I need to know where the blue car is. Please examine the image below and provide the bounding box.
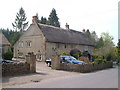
[60,56,85,64]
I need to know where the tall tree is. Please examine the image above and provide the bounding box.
[96,37,104,48]
[40,16,47,24]
[101,32,114,45]
[12,7,28,32]
[94,32,115,61]
[48,8,60,27]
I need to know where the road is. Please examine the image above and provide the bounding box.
[6,66,118,88]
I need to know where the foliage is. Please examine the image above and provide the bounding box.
[95,37,104,48]
[48,8,60,27]
[94,32,115,61]
[3,47,13,60]
[1,28,22,46]
[12,7,28,32]
[61,52,67,56]
[94,56,106,64]
[72,52,81,59]
[39,16,47,24]
[117,39,120,64]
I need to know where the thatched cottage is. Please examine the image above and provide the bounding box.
[14,16,94,61]
[0,32,10,55]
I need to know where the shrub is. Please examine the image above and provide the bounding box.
[3,47,13,60]
[61,52,67,56]
[94,56,106,64]
[72,52,81,59]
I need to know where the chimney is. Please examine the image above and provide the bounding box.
[32,16,38,24]
[82,29,85,33]
[65,23,69,29]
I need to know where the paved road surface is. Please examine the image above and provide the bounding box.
[7,66,118,88]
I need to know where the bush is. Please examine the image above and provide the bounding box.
[61,52,67,56]
[117,63,120,66]
[72,52,80,59]
[3,51,13,60]
[94,56,106,64]
[3,47,13,60]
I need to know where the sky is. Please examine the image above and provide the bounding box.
[0,0,119,45]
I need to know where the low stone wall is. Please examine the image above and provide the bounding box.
[2,53,36,77]
[59,62,113,73]
[2,62,30,76]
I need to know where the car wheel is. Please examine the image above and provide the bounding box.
[47,62,51,67]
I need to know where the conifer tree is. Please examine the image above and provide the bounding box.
[12,7,28,32]
[48,8,60,27]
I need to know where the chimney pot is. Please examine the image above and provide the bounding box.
[82,29,85,32]
[65,23,69,29]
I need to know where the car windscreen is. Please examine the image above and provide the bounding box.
[69,56,76,60]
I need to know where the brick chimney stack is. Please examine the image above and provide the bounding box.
[65,23,69,29]
[32,16,38,24]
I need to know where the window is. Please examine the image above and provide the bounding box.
[26,41,31,47]
[18,41,23,47]
[56,43,60,48]
[65,44,67,48]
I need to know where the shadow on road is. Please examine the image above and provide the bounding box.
[2,72,48,83]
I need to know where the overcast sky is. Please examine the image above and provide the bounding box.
[0,0,119,45]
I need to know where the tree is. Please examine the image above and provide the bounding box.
[40,16,47,24]
[12,7,28,32]
[94,32,115,61]
[101,32,114,46]
[48,8,60,27]
[96,37,104,48]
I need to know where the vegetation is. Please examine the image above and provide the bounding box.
[48,8,60,27]
[117,39,120,65]
[93,32,115,61]
[3,47,13,60]
[12,7,28,32]
[1,28,21,60]
[94,56,106,64]
[61,52,67,56]
[37,8,60,27]
[1,28,22,46]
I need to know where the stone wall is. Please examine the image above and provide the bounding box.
[2,62,30,76]
[2,53,36,76]
[51,55,113,73]
[59,62,113,73]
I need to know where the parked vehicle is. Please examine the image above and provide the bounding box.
[0,58,16,63]
[60,56,85,64]
[45,56,85,67]
[45,58,52,67]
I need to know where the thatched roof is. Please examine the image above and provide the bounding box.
[38,24,94,46]
[0,32,10,45]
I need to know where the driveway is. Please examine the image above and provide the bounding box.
[2,61,79,88]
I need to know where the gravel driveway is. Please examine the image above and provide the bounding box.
[2,61,80,88]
